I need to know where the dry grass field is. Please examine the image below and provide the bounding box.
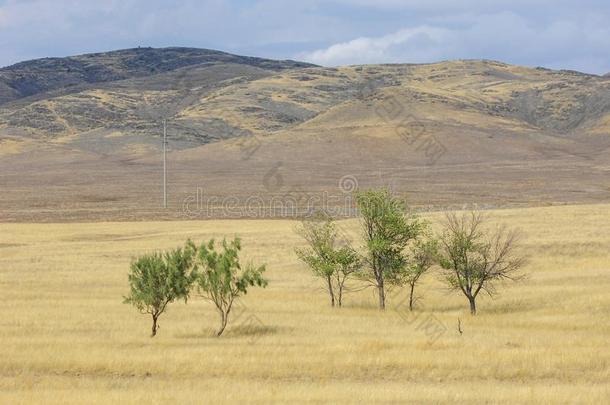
[1,204,609,403]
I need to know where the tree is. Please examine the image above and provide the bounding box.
[295,215,361,307]
[403,236,439,311]
[438,211,526,315]
[194,237,267,336]
[356,189,423,309]
[295,217,337,306]
[332,246,361,307]
[124,242,196,337]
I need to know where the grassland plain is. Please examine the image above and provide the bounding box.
[0,204,609,404]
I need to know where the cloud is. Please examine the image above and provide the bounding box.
[297,26,451,66]
[298,10,610,73]
[0,0,609,74]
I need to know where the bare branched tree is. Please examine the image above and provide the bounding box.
[438,211,526,315]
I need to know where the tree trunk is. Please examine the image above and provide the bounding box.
[377,280,386,310]
[337,284,343,307]
[468,296,477,315]
[326,275,335,307]
[409,283,416,311]
[151,314,158,337]
[217,311,228,336]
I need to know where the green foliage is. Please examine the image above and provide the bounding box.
[295,215,338,279]
[331,245,362,307]
[405,235,439,282]
[124,241,196,337]
[295,215,362,306]
[193,237,267,336]
[334,245,362,277]
[356,189,424,309]
[402,234,439,310]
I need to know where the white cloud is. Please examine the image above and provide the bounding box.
[298,10,610,73]
[0,0,609,74]
[298,26,451,66]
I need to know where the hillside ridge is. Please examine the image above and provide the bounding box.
[1,48,609,221]
[0,47,316,105]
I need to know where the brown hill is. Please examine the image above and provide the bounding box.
[0,47,314,105]
[0,50,609,222]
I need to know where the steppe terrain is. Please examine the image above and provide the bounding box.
[1,48,609,404]
[0,204,609,403]
[1,48,610,221]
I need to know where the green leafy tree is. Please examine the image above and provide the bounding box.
[124,241,196,337]
[332,246,362,307]
[296,217,337,305]
[438,211,526,315]
[402,235,439,311]
[194,237,267,336]
[356,189,423,309]
[296,215,361,307]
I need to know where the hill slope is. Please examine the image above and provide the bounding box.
[0,49,609,221]
[0,47,314,105]
[2,57,610,143]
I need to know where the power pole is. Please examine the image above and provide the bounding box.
[163,119,167,208]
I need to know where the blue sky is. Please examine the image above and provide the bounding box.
[1,0,609,74]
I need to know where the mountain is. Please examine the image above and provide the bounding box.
[0,47,314,105]
[0,48,609,222]
[2,53,610,142]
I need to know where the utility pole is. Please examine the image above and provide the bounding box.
[163,119,167,208]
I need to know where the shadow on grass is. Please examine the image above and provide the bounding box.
[174,324,279,339]
[225,323,279,338]
[341,300,380,310]
[484,299,538,315]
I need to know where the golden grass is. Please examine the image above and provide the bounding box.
[1,204,609,404]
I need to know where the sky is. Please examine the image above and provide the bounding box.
[1,0,609,74]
